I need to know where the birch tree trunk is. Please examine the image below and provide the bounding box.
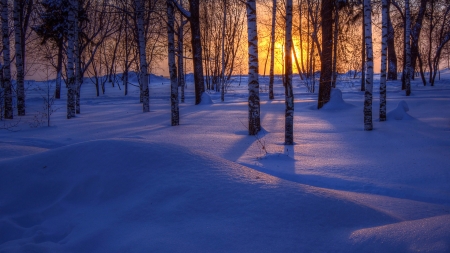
[135,0,149,112]
[246,0,260,135]
[269,0,276,100]
[66,0,76,119]
[361,11,366,91]
[14,0,25,116]
[177,13,185,103]
[2,0,12,119]
[363,0,373,130]
[167,0,179,126]
[318,0,333,109]
[331,2,339,88]
[380,0,388,121]
[74,4,81,115]
[284,0,294,145]
[405,0,411,96]
[220,0,227,102]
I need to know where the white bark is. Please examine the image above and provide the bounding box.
[1,0,12,119]
[285,0,294,145]
[380,0,388,121]
[405,0,411,96]
[363,0,373,130]
[14,0,25,116]
[167,0,179,126]
[246,0,260,135]
[67,0,76,119]
[177,16,186,103]
[74,1,81,115]
[135,0,149,112]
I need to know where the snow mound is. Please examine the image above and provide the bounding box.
[199,92,214,105]
[316,88,354,110]
[350,215,450,252]
[387,100,413,120]
[0,139,423,252]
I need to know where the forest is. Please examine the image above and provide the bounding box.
[0,0,450,252]
[1,0,449,135]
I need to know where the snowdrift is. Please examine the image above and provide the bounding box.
[312,88,354,110]
[387,100,413,120]
[3,139,446,252]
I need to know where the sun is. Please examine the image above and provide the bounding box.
[259,36,308,76]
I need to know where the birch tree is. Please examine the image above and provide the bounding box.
[2,0,13,119]
[167,0,179,125]
[135,0,149,112]
[361,7,365,91]
[404,0,411,96]
[284,0,294,145]
[14,0,25,116]
[74,2,80,115]
[380,0,388,121]
[363,0,373,130]
[269,0,276,100]
[246,0,260,135]
[177,8,187,103]
[66,0,76,119]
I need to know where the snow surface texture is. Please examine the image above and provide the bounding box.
[1,70,450,252]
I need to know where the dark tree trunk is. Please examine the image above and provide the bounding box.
[401,22,406,90]
[188,0,205,105]
[269,0,276,100]
[410,0,427,80]
[55,41,63,99]
[418,52,427,85]
[123,69,128,96]
[387,7,397,80]
[318,0,333,109]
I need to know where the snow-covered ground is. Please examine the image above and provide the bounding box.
[1,70,449,252]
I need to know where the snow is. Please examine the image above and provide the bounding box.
[312,88,354,110]
[1,71,450,252]
[387,100,413,120]
[199,92,214,105]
